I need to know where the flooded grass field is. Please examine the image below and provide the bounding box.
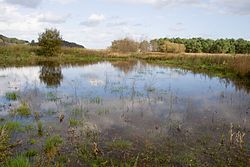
[0,60,250,166]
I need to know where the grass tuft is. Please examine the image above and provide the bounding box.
[5,92,19,101]
[11,102,31,117]
[3,155,31,167]
[44,135,63,159]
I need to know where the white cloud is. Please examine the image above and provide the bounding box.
[3,0,42,8]
[38,13,70,24]
[80,14,106,27]
[209,0,250,15]
[106,0,250,15]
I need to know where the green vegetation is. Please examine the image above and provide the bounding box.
[29,138,36,145]
[37,121,43,136]
[90,96,102,104]
[136,53,250,90]
[69,118,79,126]
[25,149,38,158]
[46,92,59,101]
[152,38,250,54]
[0,33,249,166]
[38,28,62,57]
[111,38,140,52]
[11,102,31,117]
[3,156,31,167]
[0,126,11,163]
[0,34,29,45]
[107,139,133,150]
[5,121,22,132]
[44,135,63,159]
[5,92,19,101]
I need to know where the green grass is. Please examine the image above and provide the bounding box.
[25,149,38,158]
[5,121,22,132]
[5,92,19,101]
[46,92,59,101]
[0,126,11,163]
[44,135,63,155]
[3,156,31,167]
[107,139,133,150]
[69,118,79,127]
[37,121,43,136]
[10,102,31,117]
[90,96,102,104]
[29,138,36,145]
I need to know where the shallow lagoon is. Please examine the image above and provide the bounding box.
[0,60,249,166]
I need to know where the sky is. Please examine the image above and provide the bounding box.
[0,0,250,49]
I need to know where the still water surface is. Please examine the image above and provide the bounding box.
[0,60,249,165]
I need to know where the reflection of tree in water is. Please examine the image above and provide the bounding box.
[39,61,63,87]
[111,60,138,74]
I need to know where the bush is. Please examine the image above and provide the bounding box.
[159,41,186,53]
[38,28,62,56]
[111,38,139,52]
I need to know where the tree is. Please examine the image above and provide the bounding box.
[38,28,62,56]
[139,40,150,52]
[159,40,186,53]
[111,38,139,52]
[150,40,159,52]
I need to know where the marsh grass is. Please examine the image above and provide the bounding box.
[69,118,79,127]
[0,45,111,67]
[5,121,22,132]
[37,121,43,136]
[44,135,63,159]
[11,102,31,117]
[0,126,11,163]
[107,139,133,150]
[90,96,102,104]
[140,53,250,78]
[46,92,59,101]
[3,155,31,167]
[5,92,19,101]
[25,149,38,158]
[29,138,36,145]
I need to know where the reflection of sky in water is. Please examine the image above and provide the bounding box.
[0,61,250,139]
[0,61,248,99]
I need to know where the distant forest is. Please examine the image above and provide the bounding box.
[151,38,250,54]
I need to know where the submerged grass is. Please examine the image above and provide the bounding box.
[5,92,19,101]
[10,102,31,117]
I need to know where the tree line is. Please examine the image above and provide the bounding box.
[110,37,250,54]
[110,38,186,53]
[151,38,250,54]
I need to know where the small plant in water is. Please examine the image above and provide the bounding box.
[47,92,59,101]
[29,138,36,145]
[5,92,19,101]
[5,121,22,132]
[90,96,102,104]
[37,121,43,136]
[69,118,79,127]
[11,102,31,117]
